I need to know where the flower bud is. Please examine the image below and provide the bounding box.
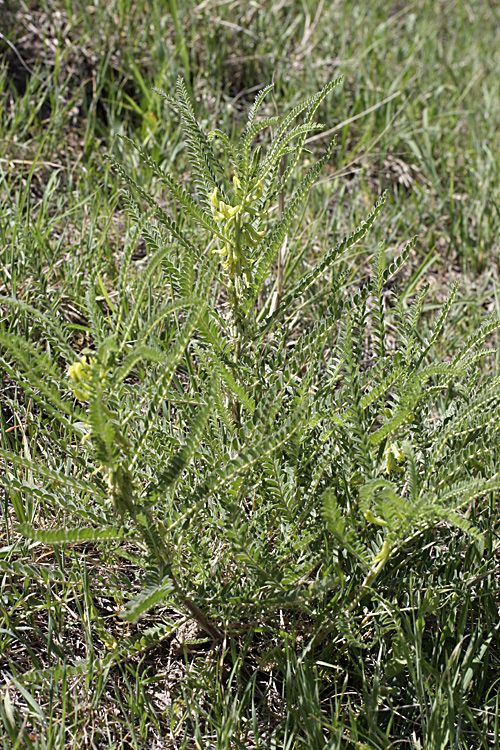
[363,509,388,527]
[210,187,220,210]
[372,539,391,566]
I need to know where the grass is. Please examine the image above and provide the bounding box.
[1,0,500,748]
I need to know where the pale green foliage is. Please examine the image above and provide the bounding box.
[1,80,499,670]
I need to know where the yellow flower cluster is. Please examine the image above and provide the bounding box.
[67,355,95,401]
[209,174,265,296]
[384,443,405,475]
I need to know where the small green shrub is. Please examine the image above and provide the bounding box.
[1,78,499,744]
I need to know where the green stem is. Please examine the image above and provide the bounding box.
[346,551,391,615]
[229,218,245,425]
[138,507,223,642]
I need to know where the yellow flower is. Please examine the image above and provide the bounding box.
[68,355,95,402]
[384,443,405,475]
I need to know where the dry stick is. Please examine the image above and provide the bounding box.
[0,33,45,83]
